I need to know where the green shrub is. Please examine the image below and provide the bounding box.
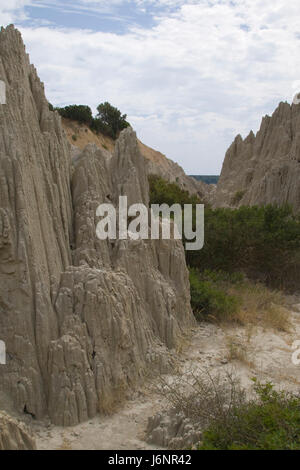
[149,175,300,289]
[199,380,300,450]
[189,268,288,328]
[55,102,130,140]
[56,104,93,125]
[188,204,300,290]
[232,189,246,205]
[149,174,199,208]
[149,168,300,291]
[199,269,244,284]
[72,134,77,142]
[189,268,239,321]
[90,117,114,137]
[94,102,130,139]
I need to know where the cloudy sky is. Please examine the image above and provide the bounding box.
[2,1,300,173]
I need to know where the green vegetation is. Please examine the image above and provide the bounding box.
[232,189,246,204]
[92,102,130,139]
[148,173,300,327]
[156,370,300,450]
[149,174,300,291]
[149,175,299,451]
[149,174,199,207]
[189,204,300,291]
[55,102,130,140]
[189,268,240,321]
[55,104,93,125]
[200,380,300,450]
[189,268,289,329]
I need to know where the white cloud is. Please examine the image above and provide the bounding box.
[0,1,31,25]
[4,0,300,173]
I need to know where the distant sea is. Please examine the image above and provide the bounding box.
[190,175,219,185]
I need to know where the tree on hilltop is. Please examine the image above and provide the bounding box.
[93,102,130,139]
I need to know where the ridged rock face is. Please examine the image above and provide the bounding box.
[139,140,213,202]
[62,120,213,202]
[0,24,73,422]
[0,25,194,428]
[0,411,36,450]
[213,102,300,211]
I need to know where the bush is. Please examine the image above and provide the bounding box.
[55,102,130,140]
[189,268,239,321]
[56,104,93,125]
[149,171,300,291]
[149,174,199,207]
[151,370,246,444]
[200,380,300,450]
[94,102,130,139]
[189,268,289,329]
[152,370,300,450]
[232,189,245,205]
[188,204,300,290]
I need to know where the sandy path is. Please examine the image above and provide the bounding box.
[34,307,300,450]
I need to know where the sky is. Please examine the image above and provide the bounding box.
[1,1,300,174]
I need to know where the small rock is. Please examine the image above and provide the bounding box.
[220,359,228,365]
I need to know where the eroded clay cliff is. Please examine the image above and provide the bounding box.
[0,411,36,450]
[61,119,212,202]
[138,140,212,201]
[213,102,300,211]
[0,25,194,429]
